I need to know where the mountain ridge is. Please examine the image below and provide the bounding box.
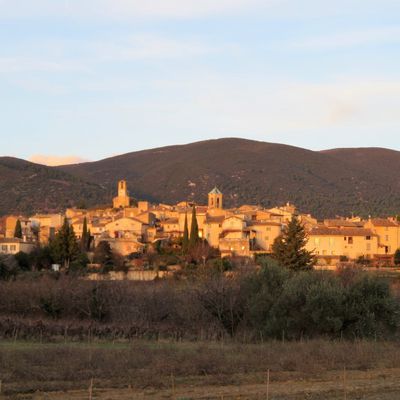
[1,138,400,218]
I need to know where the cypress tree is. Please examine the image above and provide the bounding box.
[189,205,199,250]
[14,219,23,239]
[86,229,93,251]
[182,212,189,254]
[51,218,80,269]
[81,217,88,251]
[272,215,315,271]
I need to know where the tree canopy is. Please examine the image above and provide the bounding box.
[272,216,315,271]
[14,219,22,239]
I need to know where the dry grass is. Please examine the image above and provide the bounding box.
[0,339,400,398]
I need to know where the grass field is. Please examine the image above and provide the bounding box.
[1,339,400,399]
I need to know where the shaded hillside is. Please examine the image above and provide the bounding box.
[0,157,108,216]
[60,138,400,218]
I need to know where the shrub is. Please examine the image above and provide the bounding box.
[343,274,399,338]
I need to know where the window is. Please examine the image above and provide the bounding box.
[265,236,269,241]
[10,245,16,251]
[366,243,371,251]
[348,237,353,244]
[266,227,271,231]
[1,245,7,251]
[329,238,335,246]
[366,236,371,240]
[385,235,389,241]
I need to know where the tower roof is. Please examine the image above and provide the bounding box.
[209,187,222,195]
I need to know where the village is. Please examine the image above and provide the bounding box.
[0,180,400,270]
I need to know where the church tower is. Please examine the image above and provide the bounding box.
[113,180,131,208]
[208,187,223,209]
[118,180,128,197]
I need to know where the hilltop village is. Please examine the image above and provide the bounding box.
[1,180,400,267]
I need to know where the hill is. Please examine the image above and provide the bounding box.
[1,139,400,218]
[0,157,108,216]
[59,138,400,218]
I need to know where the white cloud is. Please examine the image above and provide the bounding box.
[291,26,400,50]
[0,57,87,73]
[29,155,89,166]
[89,34,218,61]
[102,75,400,138]
[1,0,398,20]
[0,0,269,19]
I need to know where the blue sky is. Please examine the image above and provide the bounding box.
[1,0,400,164]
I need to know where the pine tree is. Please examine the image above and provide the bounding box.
[50,218,81,269]
[182,212,189,254]
[14,219,22,239]
[189,205,199,250]
[272,215,315,271]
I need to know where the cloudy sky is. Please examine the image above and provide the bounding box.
[1,0,400,164]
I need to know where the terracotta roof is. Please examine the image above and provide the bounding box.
[324,219,364,228]
[249,221,282,226]
[206,216,225,224]
[160,218,179,224]
[309,227,376,237]
[369,219,398,227]
[0,238,34,244]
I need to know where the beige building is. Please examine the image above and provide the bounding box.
[364,219,400,255]
[105,217,146,240]
[306,226,378,261]
[0,238,35,255]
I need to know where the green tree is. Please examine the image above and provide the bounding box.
[29,246,53,271]
[189,205,199,250]
[343,274,399,338]
[14,219,22,239]
[87,229,93,251]
[94,241,114,273]
[14,251,30,271]
[80,217,92,252]
[182,212,189,254]
[50,218,81,269]
[261,271,345,339]
[394,248,400,266]
[272,215,315,271]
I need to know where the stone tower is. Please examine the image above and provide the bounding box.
[113,180,131,208]
[118,180,128,197]
[208,187,223,209]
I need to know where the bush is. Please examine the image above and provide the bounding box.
[343,274,399,338]
[0,266,397,341]
[255,271,345,339]
[14,252,30,271]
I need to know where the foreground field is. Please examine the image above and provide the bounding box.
[1,340,400,399]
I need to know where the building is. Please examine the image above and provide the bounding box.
[113,180,131,209]
[208,187,223,210]
[0,238,35,255]
[306,226,378,262]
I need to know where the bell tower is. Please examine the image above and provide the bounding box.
[208,187,223,209]
[118,180,128,197]
[113,180,131,208]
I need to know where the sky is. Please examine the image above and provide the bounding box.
[1,0,400,165]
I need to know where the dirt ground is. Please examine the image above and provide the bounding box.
[4,368,400,400]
